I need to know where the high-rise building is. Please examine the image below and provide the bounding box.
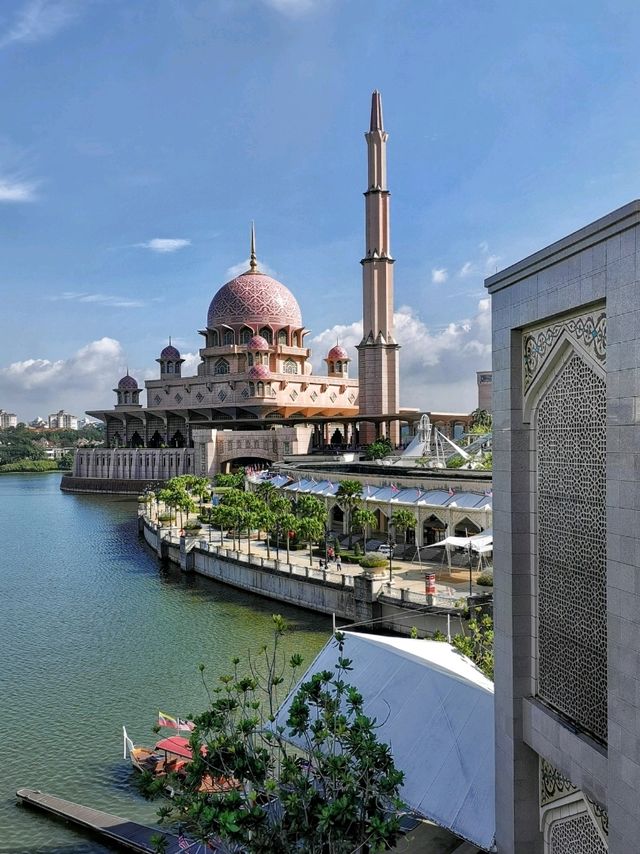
[0,410,17,428]
[357,91,400,446]
[48,410,78,430]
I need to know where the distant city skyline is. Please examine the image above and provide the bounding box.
[1,1,640,418]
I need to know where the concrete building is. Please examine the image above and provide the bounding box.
[48,410,78,430]
[486,201,640,853]
[476,371,493,413]
[0,410,17,428]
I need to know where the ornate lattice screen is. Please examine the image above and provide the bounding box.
[549,813,607,854]
[536,353,607,742]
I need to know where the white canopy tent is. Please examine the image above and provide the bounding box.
[429,529,493,569]
[273,632,496,852]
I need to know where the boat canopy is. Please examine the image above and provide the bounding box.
[155,736,193,759]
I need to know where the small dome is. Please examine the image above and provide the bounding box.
[247,335,270,351]
[248,364,271,380]
[160,344,181,360]
[118,374,138,390]
[327,344,349,361]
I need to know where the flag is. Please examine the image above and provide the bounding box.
[158,710,178,729]
[390,484,400,494]
[178,717,196,732]
[178,833,191,850]
[484,489,493,497]
[448,487,454,497]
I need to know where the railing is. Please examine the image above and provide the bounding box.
[378,583,462,610]
[195,540,355,588]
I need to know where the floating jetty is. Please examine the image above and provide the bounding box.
[16,788,184,852]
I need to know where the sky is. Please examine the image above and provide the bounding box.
[2,0,640,420]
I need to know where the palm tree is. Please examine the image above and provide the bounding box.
[390,508,417,545]
[296,516,325,567]
[336,480,363,549]
[352,507,377,553]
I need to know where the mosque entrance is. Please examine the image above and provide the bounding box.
[222,455,273,474]
[149,431,163,448]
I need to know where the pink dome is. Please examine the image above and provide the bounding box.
[247,335,270,351]
[327,344,349,361]
[248,364,271,380]
[207,272,302,329]
[118,373,138,390]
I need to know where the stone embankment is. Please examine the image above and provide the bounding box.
[139,513,471,637]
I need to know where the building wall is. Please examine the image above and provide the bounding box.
[487,200,640,853]
[476,371,493,412]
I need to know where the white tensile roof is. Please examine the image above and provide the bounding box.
[273,632,495,852]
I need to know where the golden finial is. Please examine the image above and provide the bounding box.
[249,221,258,272]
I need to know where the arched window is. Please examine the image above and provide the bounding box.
[124,391,130,403]
[335,361,342,372]
[257,381,264,396]
[210,329,219,347]
[167,362,174,373]
[247,353,254,367]
[223,329,235,346]
[249,382,255,396]
[283,358,297,374]
[214,358,230,375]
[278,330,288,346]
[259,327,273,344]
[239,327,252,344]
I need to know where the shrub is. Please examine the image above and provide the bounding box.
[353,542,362,556]
[158,513,173,523]
[184,521,202,531]
[0,458,59,472]
[476,572,494,587]
[359,553,388,568]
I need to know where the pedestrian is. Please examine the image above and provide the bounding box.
[328,546,334,562]
[319,558,325,570]
[336,555,342,572]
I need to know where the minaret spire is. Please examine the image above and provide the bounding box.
[357,90,400,446]
[249,221,258,272]
[370,89,384,132]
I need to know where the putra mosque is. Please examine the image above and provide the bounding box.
[68,92,470,490]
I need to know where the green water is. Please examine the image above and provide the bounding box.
[0,474,330,853]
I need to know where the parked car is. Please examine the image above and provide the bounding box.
[377,543,393,557]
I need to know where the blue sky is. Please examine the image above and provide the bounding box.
[1,0,640,419]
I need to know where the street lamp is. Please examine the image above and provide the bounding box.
[388,539,395,586]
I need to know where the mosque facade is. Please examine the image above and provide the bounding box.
[68,92,405,489]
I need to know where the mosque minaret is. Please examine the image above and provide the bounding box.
[357,90,400,446]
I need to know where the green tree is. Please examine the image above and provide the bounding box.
[149,618,405,854]
[364,437,392,461]
[271,495,297,564]
[352,506,377,553]
[0,426,45,464]
[469,408,492,431]
[390,509,416,545]
[336,480,363,549]
[295,515,325,567]
[451,611,494,680]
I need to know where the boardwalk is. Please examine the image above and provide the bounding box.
[16,788,189,853]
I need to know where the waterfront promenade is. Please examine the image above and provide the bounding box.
[140,505,491,638]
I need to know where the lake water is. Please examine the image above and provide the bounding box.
[0,474,330,853]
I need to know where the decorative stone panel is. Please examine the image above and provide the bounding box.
[536,352,607,742]
[523,310,606,394]
[549,814,606,854]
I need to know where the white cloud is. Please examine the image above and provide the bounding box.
[459,261,474,277]
[49,291,146,308]
[136,238,191,254]
[0,337,132,419]
[0,0,83,49]
[225,258,277,279]
[262,0,327,16]
[431,267,448,284]
[310,299,491,412]
[0,176,39,202]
